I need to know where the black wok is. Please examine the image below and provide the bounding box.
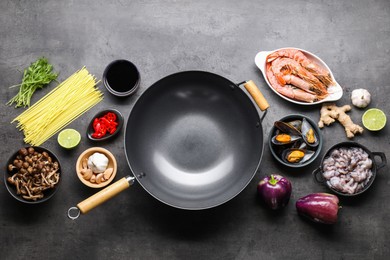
[68,71,269,218]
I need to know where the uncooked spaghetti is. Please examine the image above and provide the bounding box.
[12,67,103,146]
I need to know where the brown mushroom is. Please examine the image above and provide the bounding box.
[19,148,28,157]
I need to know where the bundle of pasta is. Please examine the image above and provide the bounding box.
[12,67,103,146]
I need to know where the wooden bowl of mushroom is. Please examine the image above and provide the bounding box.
[76,147,117,188]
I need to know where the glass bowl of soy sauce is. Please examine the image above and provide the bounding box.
[103,59,140,97]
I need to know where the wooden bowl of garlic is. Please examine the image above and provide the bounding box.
[76,147,117,188]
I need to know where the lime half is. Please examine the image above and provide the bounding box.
[58,129,81,149]
[362,108,387,131]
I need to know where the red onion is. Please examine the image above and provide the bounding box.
[257,174,292,210]
[296,193,340,224]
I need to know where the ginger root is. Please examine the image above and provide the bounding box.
[318,103,364,139]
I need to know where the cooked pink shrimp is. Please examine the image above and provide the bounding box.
[267,49,333,86]
[277,74,316,95]
[266,63,316,102]
[270,58,328,98]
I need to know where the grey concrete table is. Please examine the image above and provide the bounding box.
[1,1,389,259]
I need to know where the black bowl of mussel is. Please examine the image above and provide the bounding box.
[268,114,323,168]
[5,146,61,204]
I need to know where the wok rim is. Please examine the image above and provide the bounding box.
[124,70,265,210]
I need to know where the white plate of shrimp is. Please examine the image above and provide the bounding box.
[255,47,343,105]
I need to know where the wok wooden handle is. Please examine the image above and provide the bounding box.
[77,176,135,214]
[243,80,269,111]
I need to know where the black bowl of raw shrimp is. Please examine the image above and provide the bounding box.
[313,142,386,196]
[269,114,323,168]
[5,146,62,204]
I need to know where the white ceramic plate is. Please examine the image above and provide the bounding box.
[255,47,343,105]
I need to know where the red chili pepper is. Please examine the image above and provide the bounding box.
[91,131,103,138]
[91,112,118,138]
[94,122,102,132]
[107,126,116,134]
[100,117,111,126]
[104,112,117,122]
[93,118,100,129]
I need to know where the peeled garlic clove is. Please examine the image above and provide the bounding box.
[82,169,93,180]
[95,173,104,184]
[90,174,96,183]
[103,168,114,180]
[82,158,88,169]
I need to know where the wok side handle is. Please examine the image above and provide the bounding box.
[242,80,270,112]
[372,152,387,171]
[312,167,326,184]
[68,176,135,219]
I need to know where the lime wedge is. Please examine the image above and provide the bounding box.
[58,129,81,149]
[362,108,387,131]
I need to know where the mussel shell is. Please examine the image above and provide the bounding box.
[286,120,302,132]
[281,148,315,164]
[291,139,308,149]
[271,133,301,146]
[274,121,301,136]
[301,118,319,147]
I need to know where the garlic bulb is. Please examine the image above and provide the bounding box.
[87,152,109,173]
[351,89,371,108]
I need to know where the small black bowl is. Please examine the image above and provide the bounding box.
[313,141,387,196]
[87,109,124,142]
[5,146,61,204]
[268,114,323,168]
[103,59,140,97]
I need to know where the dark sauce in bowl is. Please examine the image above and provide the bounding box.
[103,60,140,97]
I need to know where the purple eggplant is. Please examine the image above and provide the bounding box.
[257,174,292,210]
[296,193,340,224]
